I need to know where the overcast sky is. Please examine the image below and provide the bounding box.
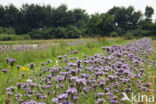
[0,0,156,20]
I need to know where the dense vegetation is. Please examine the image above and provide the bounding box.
[0,38,155,104]
[0,4,155,40]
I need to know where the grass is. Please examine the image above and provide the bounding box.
[147,40,156,99]
[0,37,127,66]
[0,38,96,45]
[0,37,128,103]
[0,37,155,104]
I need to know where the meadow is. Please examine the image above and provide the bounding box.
[0,37,155,104]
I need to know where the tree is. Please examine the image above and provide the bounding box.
[20,4,51,32]
[108,6,142,32]
[0,5,5,27]
[48,4,68,27]
[145,6,154,19]
[0,4,18,28]
[67,8,89,28]
[138,6,155,36]
[87,13,115,36]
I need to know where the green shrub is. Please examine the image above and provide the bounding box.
[28,29,45,39]
[131,28,149,37]
[0,34,31,41]
[0,27,15,34]
[110,32,118,37]
[54,27,66,38]
[116,28,125,35]
[65,25,82,38]
[28,27,64,39]
[20,34,31,40]
[124,33,134,40]
[29,26,82,39]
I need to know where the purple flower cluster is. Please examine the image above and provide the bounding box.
[5,58,16,67]
[4,38,154,104]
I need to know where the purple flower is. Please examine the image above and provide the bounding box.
[73,50,78,54]
[35,93,42,100]
[47,74,52,79]
[96,99,105,104]
[113,82,119,88]
[1,69,8,73]
[99,81,106,88]
[17,83,22,89]
[47,59,52,63]
[21,100,38,104]
[110,99,119,104]
[5,58,9,64]
[40,63,45,66]
[66,88,77,95]
[81,73,90,79]
[73,96,79,102]
[8,91,13,96]
[96,93,104,98]
[16,65,21,70]
[9,59,16,67]
[112,96,118,100]
[30,63,35,69]
[58,56,63,60]
[143,83,151,87]
[60,84,65,88]
[76,78,86,86]
[21,72,25,77]
[113,52,122,57]
[52,98,58,104]
[58,93,68,100]
[50,69,55,76]
[55,75,65,82]
[83,87,90,93]
[40,95,47,99]
[140,68,145,72]
[106,92,112,98]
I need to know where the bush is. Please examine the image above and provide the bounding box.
[54,27,66,38]
[110,32,118,37]
[0,34,31,41]
[131,28,149,37]
[28,29,46,39]
[0,27,15,34]
[29,27,66,39]
[20,34,31,40]
[65,26,82,38]
[124,33,134,40]
[29,26,82,39]
[116,28,125,35]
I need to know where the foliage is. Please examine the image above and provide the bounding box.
[124,32,134,40]
[131,28,149,37]
[145,6,154,19]
[0,38,154,104]
[29,26,82,39]
[108,6,143,33]
[87,13,115,36]
[0,34,30,41]
[0,27,15,34]
[110,32,118,37]
[0,38,128,103]
[0,4,155,39]
[65,25,82,38]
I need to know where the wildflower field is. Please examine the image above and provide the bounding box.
[0,37,155,104]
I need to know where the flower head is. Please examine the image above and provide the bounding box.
[1,69,8,74]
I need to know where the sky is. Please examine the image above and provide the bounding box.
[0,0,156,20]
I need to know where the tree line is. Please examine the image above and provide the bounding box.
[0,4,155,40]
